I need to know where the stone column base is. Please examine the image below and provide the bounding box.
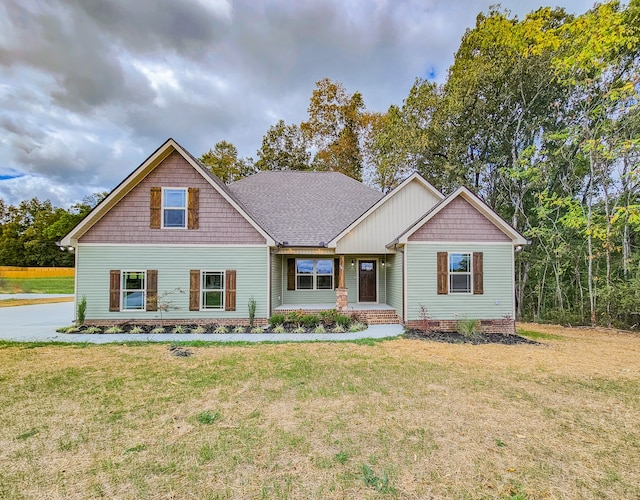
[336,287,348,313]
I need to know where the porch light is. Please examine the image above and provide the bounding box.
[351,259,355,266]
[381,259,385,266]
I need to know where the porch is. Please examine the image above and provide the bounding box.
[274,303,402,325]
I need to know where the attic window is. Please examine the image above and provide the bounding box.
[162,188,187,228]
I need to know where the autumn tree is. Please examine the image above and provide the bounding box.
[255,120,311,171]
[200,140,256,183]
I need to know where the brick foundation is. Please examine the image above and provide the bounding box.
[405,318,516,335]
[275,308,402,325]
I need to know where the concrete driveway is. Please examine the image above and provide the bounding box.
[0,299,403,343]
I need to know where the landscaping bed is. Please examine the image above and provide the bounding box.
[403,328,539,345]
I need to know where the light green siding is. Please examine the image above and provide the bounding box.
[405,243,514,320]
[271,253,282,309]
[77,245,268,320]
[385,253,402,316]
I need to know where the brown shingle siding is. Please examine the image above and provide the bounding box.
[409,197,511,242]
[80,151,265,244]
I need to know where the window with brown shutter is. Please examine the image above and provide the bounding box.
[146,270,158,311]
[109,270,121,311]
[187,187,199,230]
[225,270,236,311]
[150,187,161,229]
[189,270,200,311]
[473,252,484,295]
[287,258,295,290]
[436,252,448,295]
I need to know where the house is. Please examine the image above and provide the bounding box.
[60,138,527,332]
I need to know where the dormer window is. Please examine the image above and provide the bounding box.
[162,188,187,228]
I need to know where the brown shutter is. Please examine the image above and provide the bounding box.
[109,270,121,311]
[187,187,199,230]
[225,270,236,311]
[287,258,295,290]
[190,270,200,311]
[473,252,484,295]
[334,258,339,289]
[146,270,158,311]
[150,187,161,229]
[437,252,448,295]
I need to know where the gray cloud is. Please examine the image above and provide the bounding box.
[0,0,597,206]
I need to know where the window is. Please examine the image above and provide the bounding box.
[296,259,333,290]
[122,271,145,310]
[202,271,224,309]
[449,253,472,293]
[163,188,187,228]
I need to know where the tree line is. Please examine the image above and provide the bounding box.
[1,1,637,327]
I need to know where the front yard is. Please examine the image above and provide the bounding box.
[1,324,638,498]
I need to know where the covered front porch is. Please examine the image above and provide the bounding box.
[274,303,402,325]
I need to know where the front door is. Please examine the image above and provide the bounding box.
[358,260,377,302]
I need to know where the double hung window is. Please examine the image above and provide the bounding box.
[122,271,146,310]
[449,253,472,294]
[296,259,333,290]
[202,271,224,309]
[163,188,187,228]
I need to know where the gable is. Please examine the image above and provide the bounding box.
[408,196,512,242]
[80,151,266,245]
[335,177,442,253]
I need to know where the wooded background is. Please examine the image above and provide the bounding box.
[1,1,638,327]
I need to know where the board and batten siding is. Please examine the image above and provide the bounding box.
[385,253,402,316]
[335,179,440,254]
[76,245,268,320]
[405,243,514,321]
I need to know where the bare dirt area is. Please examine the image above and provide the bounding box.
[1,323,638,499]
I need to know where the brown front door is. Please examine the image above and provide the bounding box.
[358,260,377,302]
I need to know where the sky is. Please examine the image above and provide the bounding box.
[0,0,598,207]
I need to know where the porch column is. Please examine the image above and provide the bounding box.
[336,254,348,313]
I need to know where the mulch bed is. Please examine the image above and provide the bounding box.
[403,329,540,345]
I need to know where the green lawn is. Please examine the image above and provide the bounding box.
[1,324,638,498]
[0,276,74,294]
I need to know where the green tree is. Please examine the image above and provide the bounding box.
[255,119,311,171]
[200,140,256,183]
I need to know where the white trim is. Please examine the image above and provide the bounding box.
[511,247,516,320]
[448,252,473,295]
[266,246,271,316]
[77,243,267,248]
[402,246,407,323]
[356,258,379,303]
[200,270,225,311]
[73,248,79,321]
[61,138,276,246]
[121,270,147,312]
[328,172,444,248]
[403,240,513,246]
[161,187,188,230]
[396,186,528,246]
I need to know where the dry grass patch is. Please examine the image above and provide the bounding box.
[1,325,639,498]
[0,297,74,308]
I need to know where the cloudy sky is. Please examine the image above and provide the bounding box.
[0,0,598,207]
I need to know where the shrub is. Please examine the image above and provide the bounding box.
[335,313,351,329]
[293,324,306,333]
[349,322,366,332]
[77,295,87,325]
[129,326,144,334]
[105,326,124,334]
[319,309,339,325]
[214,325,229,334]
[302,314,320,328]
[269,314,286,327]
[332,324,346,333]
[151,327,165,334]
[248,296,256,327]
[272,324,286,333]
[232,326,245,334]
[286,310,305,324]
[457,318,479,337]
[191,325,207,334]
[251,326,263,333]
[314,324,326,333]
[172,325,187,334]
[85,326,102,334]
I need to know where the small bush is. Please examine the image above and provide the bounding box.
[332,324,346,333]
[335,314,351,329]
[302,314,320,328]
[286,310,305,324]
[314,324,326,333]
[151,327,165,334]
[172,325,187,334]
[319,309,339,325]
[269,314,286,327]
[272,324,286,333]
[232,326,245,334]
[293,324,306,333]
[214,325,229,334]
[77,295,87,325]
[85,326,102,334]
[248,296,256,327]
[457,318,479,337]
[349,322,366,332]
[191,325,207,334]
[251,326,263,333]
[105,326,124,334]
[129,326,144,334]
[65,326,80,333]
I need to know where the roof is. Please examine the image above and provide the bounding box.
[392,186,528,246]
[228,171,384,246]
[60,138,275,246]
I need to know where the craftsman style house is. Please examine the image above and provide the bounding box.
[61,138,527,332]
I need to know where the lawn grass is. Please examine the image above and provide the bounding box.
[0,276,74,294]
[1,323,639,498]
[0,297,74,308]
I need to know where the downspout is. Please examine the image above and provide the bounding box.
[394,243,406,324]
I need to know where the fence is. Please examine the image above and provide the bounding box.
[0,267,75,279]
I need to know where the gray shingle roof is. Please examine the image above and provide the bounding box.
[228,171,384,246]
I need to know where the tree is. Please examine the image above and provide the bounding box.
[255,120,311,171]
[301,78,366,181]
[200,140,256,183]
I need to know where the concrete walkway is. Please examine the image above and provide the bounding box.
[0,299,404,343]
